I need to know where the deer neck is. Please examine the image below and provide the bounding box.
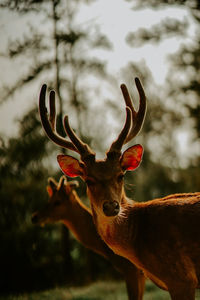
[92,195,137,257]
[61,192,91,241]
[61,193,115,259]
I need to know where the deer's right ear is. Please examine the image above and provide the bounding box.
[57,155,83,178]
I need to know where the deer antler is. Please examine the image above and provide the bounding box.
[39,84,95,159]
[107,107,132,154]
[121,77,146,144]
[64,115,95,160]
[39,78,146,160]
[107,78,146,155]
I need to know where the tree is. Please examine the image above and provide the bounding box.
[122,0,200,205]
[0,0,113,292]
[125,0,200,166]
[0,106,57,293]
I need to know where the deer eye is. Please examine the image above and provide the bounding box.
[117,174,124,182]
[85,179,95,187]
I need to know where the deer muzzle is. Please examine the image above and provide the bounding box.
[103,201,120,217]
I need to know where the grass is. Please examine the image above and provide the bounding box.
[1,280,200,299]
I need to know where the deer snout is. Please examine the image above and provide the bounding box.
[31,212,39,224]
[103,201,120,217]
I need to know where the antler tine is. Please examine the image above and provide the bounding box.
[39,84,79,153]
[49,90,56,129]
[64,115,96,161]
[107,107,132,155]
[120,84,137,119]
[121,78,147,144]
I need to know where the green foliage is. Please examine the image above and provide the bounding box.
[0,105,118,294]
[0,0,115,294]
[0,107,61,293]
[4,279,199,300]
[130,0,200,17]
[0,281,126,300]
[126,18,188,47]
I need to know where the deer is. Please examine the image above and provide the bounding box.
[32,175,145,300]
[38,78,200,300]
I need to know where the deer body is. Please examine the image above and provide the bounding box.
[38,78,200,299]
[79,154,200,297]
[32,177,145,300]
[94,192,200,293]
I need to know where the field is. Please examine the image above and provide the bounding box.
[2,280,200,300]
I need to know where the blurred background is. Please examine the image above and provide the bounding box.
[0,0,199,297]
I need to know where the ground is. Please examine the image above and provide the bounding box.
[2,280,200,299]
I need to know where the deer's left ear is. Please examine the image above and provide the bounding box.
[120,144,143,171]
[46,185,54,197]
[57,155,83,178]
[47,177,58,197]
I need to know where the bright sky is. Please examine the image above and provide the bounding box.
[0,0,195,138]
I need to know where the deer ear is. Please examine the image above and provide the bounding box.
[57,155,83,178]
[46,185,53,197]
[120,144,143,171]
[47,177,57,196]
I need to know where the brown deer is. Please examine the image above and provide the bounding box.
[39,78,200,300]
[32,176,145,300]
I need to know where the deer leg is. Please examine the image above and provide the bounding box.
[164,256,197,300]
[169,287,195,300]
[125,269,145,300]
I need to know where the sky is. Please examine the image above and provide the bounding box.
[0,0,196,139]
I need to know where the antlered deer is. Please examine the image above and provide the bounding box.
[32,176,145,300]
[39,78,200,300]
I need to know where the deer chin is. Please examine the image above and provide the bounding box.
[37,218,49,227]
[31,212,51,227]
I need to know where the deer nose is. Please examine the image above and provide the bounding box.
[31,212,39,224]
[103,201,120,217]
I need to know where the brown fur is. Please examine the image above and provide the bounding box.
[93,190,200,299]
[56,151,200,299]
[32,176,145,300]
[59,153,200,300]
[39,79,199,299]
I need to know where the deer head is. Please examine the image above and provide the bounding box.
[39,78,146,219]
[32,176,79,225]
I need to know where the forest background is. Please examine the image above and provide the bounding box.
[0,0,199,295]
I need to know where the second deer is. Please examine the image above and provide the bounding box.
[32,176,145,300]
[39,78,200,300]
